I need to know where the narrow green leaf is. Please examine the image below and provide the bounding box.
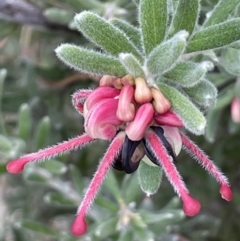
[43,8,74,25]
[34,116,51,150]
[122,174,141,203]
[110,18,142,51]
[0,134,12,152]
[205,108,222,143]
[221,48,240,76]
[215,84,235,109]
[69,164,84,194]
[94,196,118,212]
[204,0,240,27]
[162,197,181,210]
[104,169,122,201]
[187,19,240,53]
[147,31,188,77]
[43,192,77,207]
[37,159,67,175]
[74,12,142,60]
[138,159,162,196]
[56,44,126,76]
[139,0,168,55]
[18,103,31,141]
[168,0,200,37]
[117,229,134,241]
[229,40,240,49]
[164,61,214,87]
[119,53,145,77]
[157,83,206,135]
[184,79,218,107]
[140,209,184,224]
[94,218,118,238]
[19,220,59,237]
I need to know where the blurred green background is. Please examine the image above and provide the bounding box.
[0,0,240,240]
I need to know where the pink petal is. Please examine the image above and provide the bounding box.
[6,134,93,174]
[71,131,125,236]
[84,98,123,140]
[72,89,93,115]
[116,84,135,122]
[125,103,154,141]
[85,86,120,110]
[154,111,183,127]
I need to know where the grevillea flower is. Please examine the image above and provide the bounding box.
[6,75,232,236]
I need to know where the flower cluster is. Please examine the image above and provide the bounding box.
[7,74,232,236]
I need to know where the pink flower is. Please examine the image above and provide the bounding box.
[231,97,240,123]
[6,75,232,236]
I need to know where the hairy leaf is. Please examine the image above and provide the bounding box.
[74,12,142,60]
[164,61,214,87]
[184,79,217,107]
[157,83,206,135]
[187,18,240,53]
[56,44,126,76]
[138,159,162,196]
[204,0,240,27]
[110,18,142,51]
[139,0,168,55]
[119,53,145,77]
[147,31,188,76]
[168,0,200,37]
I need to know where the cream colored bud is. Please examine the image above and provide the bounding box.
[121,74,135,86]
[113,77,123,89]
[151,87,171,114]
[99,75,114,87]
[134,77,152,104]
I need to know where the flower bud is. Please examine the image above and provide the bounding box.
[151,87,171,114]
[134,77,152,104]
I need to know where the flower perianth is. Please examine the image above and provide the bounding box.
[71,131,125,236]
[6,134,93,174]
[151,87,171,114]
[85,86,120,111]
[125,103,154,141]
[84,98,123,140]
[180,132,232,201]
[145,129,201,217]
[72,89,93,115]
[154,111,183,127]
[116,84,135,122]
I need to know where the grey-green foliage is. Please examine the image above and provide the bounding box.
[139,0,168,55]
[119,53,145,77]
[187,18,240,52]
[221,48,240,76]
[56,44,127,76]
[157,82,206,135]
[184,79,218,108]
[164,61,214,87]
[204,0,240,27]
[168,0,200,37]
[138,160,163,196]
[74,11,142,60]
[110,18,142,51]
[147,31,188,76]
